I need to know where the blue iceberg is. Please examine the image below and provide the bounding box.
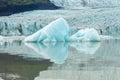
[24,18,69,42]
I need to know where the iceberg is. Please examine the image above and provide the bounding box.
[24,18,69,42]
[70,28,100,42]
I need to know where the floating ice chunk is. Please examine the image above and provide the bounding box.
[24,18,69,42]
[70,28,100,42]
[25,42,68,64]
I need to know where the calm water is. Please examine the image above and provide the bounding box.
[0,40,120,80]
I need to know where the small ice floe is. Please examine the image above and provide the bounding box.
[70,28,100,42]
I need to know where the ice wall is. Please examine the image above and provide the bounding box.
[0,8,120,36]
[25,42,68,64]
[0,13,44,36]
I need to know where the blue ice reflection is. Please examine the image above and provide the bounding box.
[25,42,68,64]
[70,42,100,54]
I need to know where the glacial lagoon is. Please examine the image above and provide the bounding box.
[0,40,120,80]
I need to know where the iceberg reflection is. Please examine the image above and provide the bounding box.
[70,42,100,54]
[25,42,68,64]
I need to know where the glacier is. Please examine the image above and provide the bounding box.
[50,0,120,9]
[0,8,120,36]
[24,18,69,42]
[70,28,100,42]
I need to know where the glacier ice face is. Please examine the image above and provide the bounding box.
[50,0,120,9]
[24,18,69,42]
[0,13,43,36]
[70,28,100,42]
[1,8,120,36]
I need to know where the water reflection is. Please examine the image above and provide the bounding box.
[34,40,120,80]
[0,40,120,80]
[25,42,68,64]
[0,53,52,80]
[0,41,44,59]
[70,42,100,54]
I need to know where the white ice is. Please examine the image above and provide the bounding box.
[24,18,69,42]
[70,28,100,42]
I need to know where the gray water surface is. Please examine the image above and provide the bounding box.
[0,40,120,80]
